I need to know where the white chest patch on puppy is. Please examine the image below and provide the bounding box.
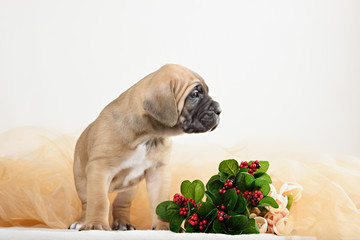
[121,143,153,186]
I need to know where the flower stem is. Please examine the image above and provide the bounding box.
[246,206,250,217]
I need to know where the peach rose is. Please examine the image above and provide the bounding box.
[250,207,261,216]
[279,182,303,202]
[273,217,292,235]
[266,193,288,214]
[264,212,282,226]
[249,207,261,219]
[267,225,275,234]
[249,213,257,219]
[254,217,268,233]
[265,210,291,235]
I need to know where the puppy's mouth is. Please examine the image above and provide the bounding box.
[181,111,220,133]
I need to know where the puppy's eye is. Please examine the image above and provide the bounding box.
[191,91,199,98]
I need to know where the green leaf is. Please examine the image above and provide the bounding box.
[205,191,215,205]
[235,172,245,192]
[258,196,279,208]
[242,218,260,234]
[169,214,185,233]
[239,168,248,173]
[181,180,191,198]
[187,180,205,203]
[244,173,255,189]
[197,202,216,217]
[212,219,227,234]
[252,161,269,177]
[185,224,197,233]
[205,208,218,221]
[235,172,255,191]
[256,172,272,184]
[219,172,229,182]
[206,180,222,205]
[226,215,248,233]
[207,180,223,195]
[206,175,220,189]
[286,195,293,210]
[254,178,270,196]
[204,208,218,233]
[234,194,246,213]
[219,159,239,176]
[222,188,238,211]
[156,201,179,221]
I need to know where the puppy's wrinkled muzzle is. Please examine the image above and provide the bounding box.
[183,100,221,133]
[209,101,222,116]
[200,112,218,130]
[205,101,221,132]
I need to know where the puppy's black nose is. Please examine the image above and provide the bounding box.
[209,101,221,115]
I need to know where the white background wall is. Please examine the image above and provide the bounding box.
[0,0,359,154]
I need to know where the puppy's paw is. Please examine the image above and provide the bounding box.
[79,222,111,231]
[112,220,136,231]
[68,221,84,230]
[152,222,169,230]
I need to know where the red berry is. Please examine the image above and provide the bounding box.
[219,189,223,194]
[221,205,226,210]
[199,226,203,230]
[219,216,224,221]
[228,182,233,187]
[202,220,207,224]
[250,190,264,205]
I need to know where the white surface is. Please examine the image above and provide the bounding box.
[0,228,316,240]
[0,0,359,155]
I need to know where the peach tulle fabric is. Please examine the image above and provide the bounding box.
[0,127,359,239]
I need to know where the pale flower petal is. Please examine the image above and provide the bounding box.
[268,184,277,197]
[264,211,284,226]
[280,208,289,218]
[279,182,303,202]
[250,207,261,215]
[254,217,268,233]
[273,217,292,235]
[267,225,275,234]
[264,212,275,226]
[249,213,257,219]
[267,194,288,214]
[293,193,302,202]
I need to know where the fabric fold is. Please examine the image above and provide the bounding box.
[0,127,359,239]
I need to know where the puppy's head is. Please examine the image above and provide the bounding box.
[178,83,221,133]
[143,64,221,133]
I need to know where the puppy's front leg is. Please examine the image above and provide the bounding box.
[145,162,171,230]
[80,163,111,231]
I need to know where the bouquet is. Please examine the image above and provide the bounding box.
[156,159,302,235]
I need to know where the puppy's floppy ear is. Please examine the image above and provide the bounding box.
[143,83,178,127]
